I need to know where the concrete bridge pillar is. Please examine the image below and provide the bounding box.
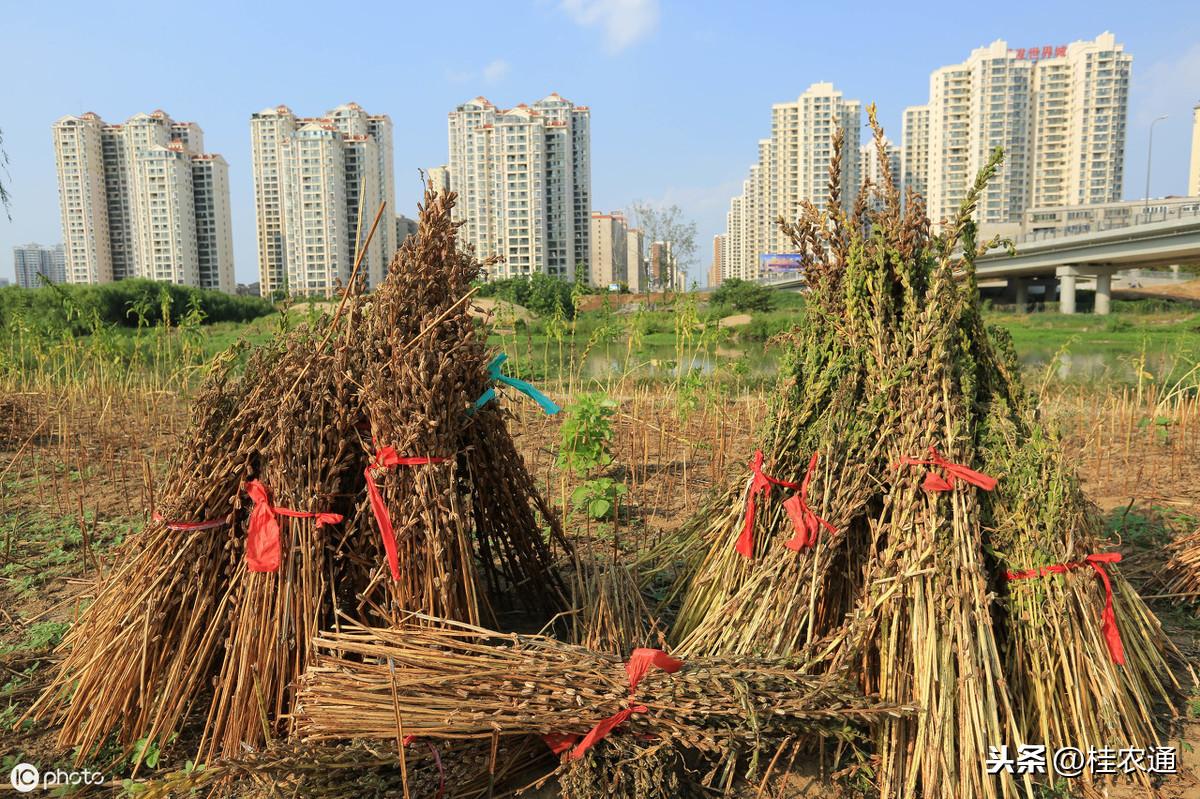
[1094,273,1112,316]
[1057,265,1115,315]
[1057,269,1078,314]
[1012,278,1028,312]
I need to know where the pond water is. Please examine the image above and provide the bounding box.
[507,339,1195,386]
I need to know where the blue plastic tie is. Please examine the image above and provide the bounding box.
[470,354,560,415]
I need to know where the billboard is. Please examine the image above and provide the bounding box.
[758,253,804,273]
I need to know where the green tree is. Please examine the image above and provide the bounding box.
[710,278,776,313]
[627,202,698,294]
[0,127,11,219]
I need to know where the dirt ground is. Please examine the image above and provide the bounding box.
[1,383,1198,796]
[1116,277,1200,305]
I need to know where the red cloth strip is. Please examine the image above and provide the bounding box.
[782,452,837,552]
[151,511,229,532]
[1006,553,1125,665]
[244,480,343,573]
[898,446,997,493]
[560,648,684,761]
[401,736,444,799]
[364,446,449,581]
[737,450,802,558]
[542,733,576,755]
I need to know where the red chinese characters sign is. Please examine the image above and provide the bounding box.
[1010,45,1068,60]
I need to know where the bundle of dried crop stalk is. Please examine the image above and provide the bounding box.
[293,618,913,753]
[30,188,568,765]
[664,107,1184,798]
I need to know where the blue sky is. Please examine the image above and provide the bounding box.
[2,0,1198,286]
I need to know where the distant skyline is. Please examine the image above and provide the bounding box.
[3,0,1199,286]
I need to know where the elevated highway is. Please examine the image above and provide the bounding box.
[755,207,1200,313]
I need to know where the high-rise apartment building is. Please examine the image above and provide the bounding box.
[134,142,199,285]
[901,105,930,204]
[1189,102,1200,197]
[53,113,111,284]
[445,93,591,281]
[725,194,744,281]
[650,241,684,290]
[249,106,296,295]
[904,33,1131,226]
[1032,34,1131,208]
[859,137,900,211]
[626,227,645,293]
[722,82,861,281]
[396,215,418,248]
[767,84,861,252]
[708,234,724,288]
[52,110,234,290]
[250,103,394,297]
[13,243,66,288]
[589,211,629,287]
[192,153,235,293]
[426,165,451,195]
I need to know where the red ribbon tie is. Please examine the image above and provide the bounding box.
[898,447,997,493]
[400,736,444,799]
[365,446,449,581]
[782,452,837,552]
[546,648,684,760]
[244,480,343,573]
[1006,552,1125,665]
[737,450,802,559]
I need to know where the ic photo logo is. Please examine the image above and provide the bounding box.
[8,763,106,792]
[9,763,39,793]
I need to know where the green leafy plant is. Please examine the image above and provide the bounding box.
[558,393,625,520]
[24,621,69,651]
[130,732,176,770]
[571,477,627,521]
[558,393,618,476]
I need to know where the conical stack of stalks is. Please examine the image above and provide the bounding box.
[29,188,568,765]
[666,109,1183,798]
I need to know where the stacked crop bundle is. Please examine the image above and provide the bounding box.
[667,110,1181,797]
[1159,525,1200,606]
[292,621,912,753]
[135,738,553,799]
[29,189,567,765]
[556,562,697,799]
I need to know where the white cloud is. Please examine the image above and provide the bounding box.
[560,0,660,53]
[446,59,511,86]
[1126,43,1200,197]
[482,59,511,84]
[1132,43,1200,125]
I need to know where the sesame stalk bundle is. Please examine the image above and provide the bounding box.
[667,110,1182,797]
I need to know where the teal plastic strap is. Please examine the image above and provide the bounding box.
[471,354,560,415]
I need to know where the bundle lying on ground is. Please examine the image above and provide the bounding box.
[557,738,700,799]
[29,189,568,764]
[134,738,554,799]
[555,561,699,799]
[1157,524,1200,608]
[667,110,1181,797]
[293,619,914,752]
